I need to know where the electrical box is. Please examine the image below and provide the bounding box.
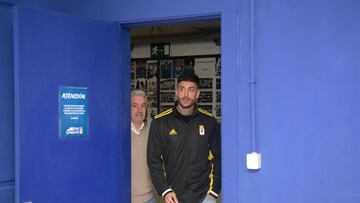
[246,152,261,170]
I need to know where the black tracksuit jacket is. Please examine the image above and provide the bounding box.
[147,105,221,203]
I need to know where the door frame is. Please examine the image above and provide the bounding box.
[117,10,240,202]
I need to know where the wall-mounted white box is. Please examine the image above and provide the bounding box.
[246,152,261,170]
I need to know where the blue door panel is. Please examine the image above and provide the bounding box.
[0,188,14,203]
[13,6,129,203]
[0,5,15,203]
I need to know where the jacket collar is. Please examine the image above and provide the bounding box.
[173,101,199,122]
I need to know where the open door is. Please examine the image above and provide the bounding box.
[13,6,130,203]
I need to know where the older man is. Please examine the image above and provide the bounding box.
[131,89,156,203]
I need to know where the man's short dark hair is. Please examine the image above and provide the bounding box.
[177,71,199,86]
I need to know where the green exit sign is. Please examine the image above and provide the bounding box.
[150,43,170,58]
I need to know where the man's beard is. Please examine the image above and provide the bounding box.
[178,98,195,109]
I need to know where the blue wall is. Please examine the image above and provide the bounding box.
[238,0,360,202]
[1,0,70,13]
[0,4,15,203]
[1,0,360,202]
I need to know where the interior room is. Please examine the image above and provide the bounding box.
[130,21,222,202]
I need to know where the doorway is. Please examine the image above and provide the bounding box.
[129,19,222,202]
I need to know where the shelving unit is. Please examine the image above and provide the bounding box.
[131,55,221,122]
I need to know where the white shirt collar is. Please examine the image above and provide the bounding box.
[131,122,145,135]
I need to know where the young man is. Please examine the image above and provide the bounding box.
[147,72,221,203]
[131,90,156,203]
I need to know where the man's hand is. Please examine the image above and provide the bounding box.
[201,195,217,203]
[206,194,216,199]
[164,192,179,203]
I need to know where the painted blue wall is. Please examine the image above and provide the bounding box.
[237,0,360,202]
[0,4,15,203]
[1,0,70,13]
[1,0,359,202]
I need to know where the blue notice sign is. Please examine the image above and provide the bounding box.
[59,87,89,138]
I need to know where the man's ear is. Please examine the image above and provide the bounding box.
[196,89,200,100]
[175,88,179,99]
